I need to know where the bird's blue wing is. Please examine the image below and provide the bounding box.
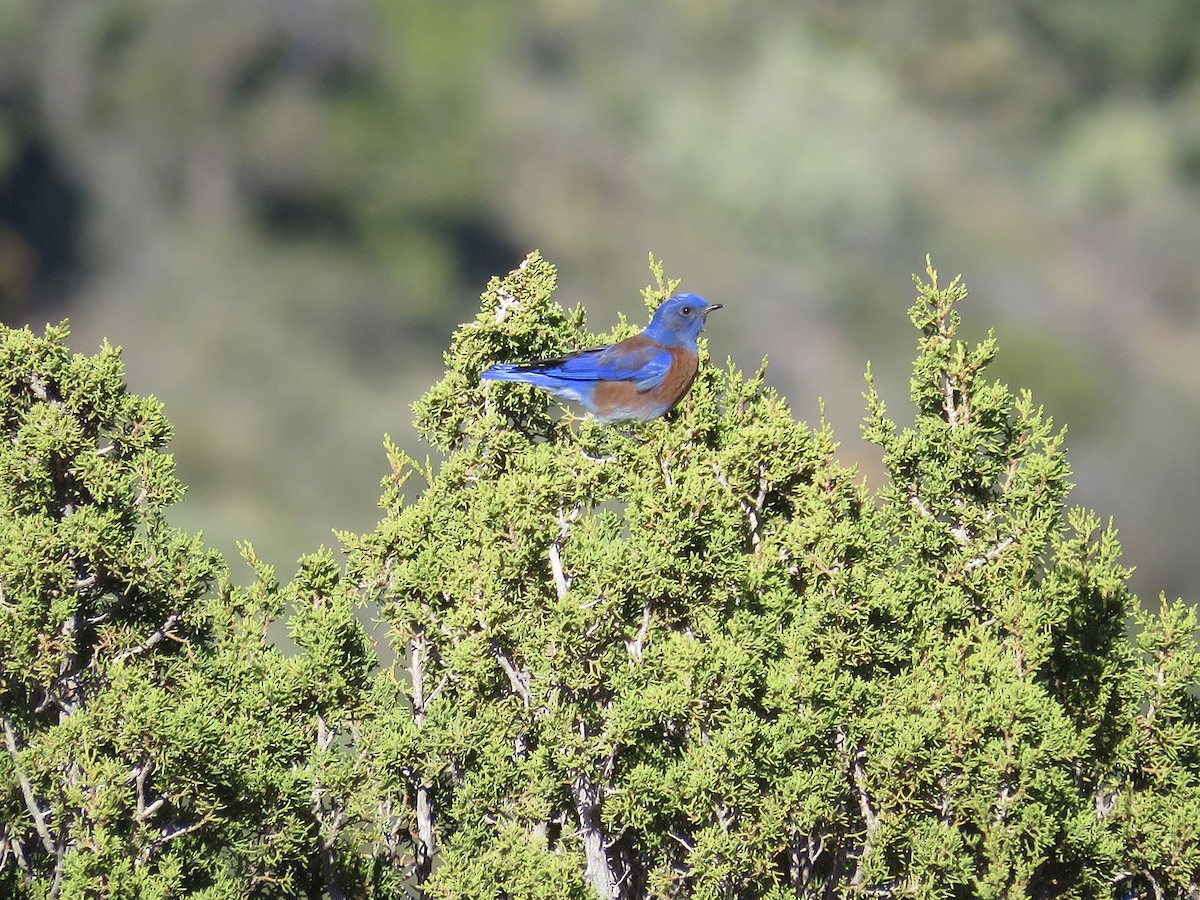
[545,338,672,391]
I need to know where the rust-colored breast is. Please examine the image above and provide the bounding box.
[590,345,699,423]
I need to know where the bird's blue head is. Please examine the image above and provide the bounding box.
[643,292,723,348]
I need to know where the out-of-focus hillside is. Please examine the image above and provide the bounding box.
[2,0,1198,601]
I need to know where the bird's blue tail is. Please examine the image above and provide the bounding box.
[480,362,590,403]
[480,363,527,382]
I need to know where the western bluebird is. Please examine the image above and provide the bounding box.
[481,293,723,423]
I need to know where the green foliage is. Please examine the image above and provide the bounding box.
[0,322,375,898]
[3,259,1199,898]
[341,254,1200,898]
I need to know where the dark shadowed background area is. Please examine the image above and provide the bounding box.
[2,1,1198,604]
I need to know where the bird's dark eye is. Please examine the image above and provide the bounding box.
[680,306,693,316]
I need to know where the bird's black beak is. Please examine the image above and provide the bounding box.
[703,304,724,316]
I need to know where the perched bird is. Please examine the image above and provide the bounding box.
[481,293,723,423]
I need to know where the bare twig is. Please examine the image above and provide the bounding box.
[1145,871,1165,900]
[942,373,969,426]
[145,817,209,854]
[965,536,1016,572]
[668,830,695,851]
[548,542,570,599]
[912,492,1014,565]
[316,714,338,753]
[849,750,879,834]
[415,785,436,883]
[846,738,879,889]
[549,504,581,600]
[749,462,769,545]
[788,831,825,891]
[409,632,448,721]
[311,714,347,900]
[114,611,182,664]
[2,714,69,897]
[319,821,347,900]
[494,648,533,707]
[713,461,768,555]
[1,715,58,856]
[28,373,60,404]
[57,610,85,718]
[571,769,618,900]
[493,286,521,324]
[0,826,25,876]
[132,758,165,822]
[408,631,439,884]
[909,491,933,522]
[623,600,653,661]
[713,800,734,832]
[911,491,969,545]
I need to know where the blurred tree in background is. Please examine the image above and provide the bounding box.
[1,0,1200,602]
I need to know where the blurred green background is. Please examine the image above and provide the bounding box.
[3,0,1199,603]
